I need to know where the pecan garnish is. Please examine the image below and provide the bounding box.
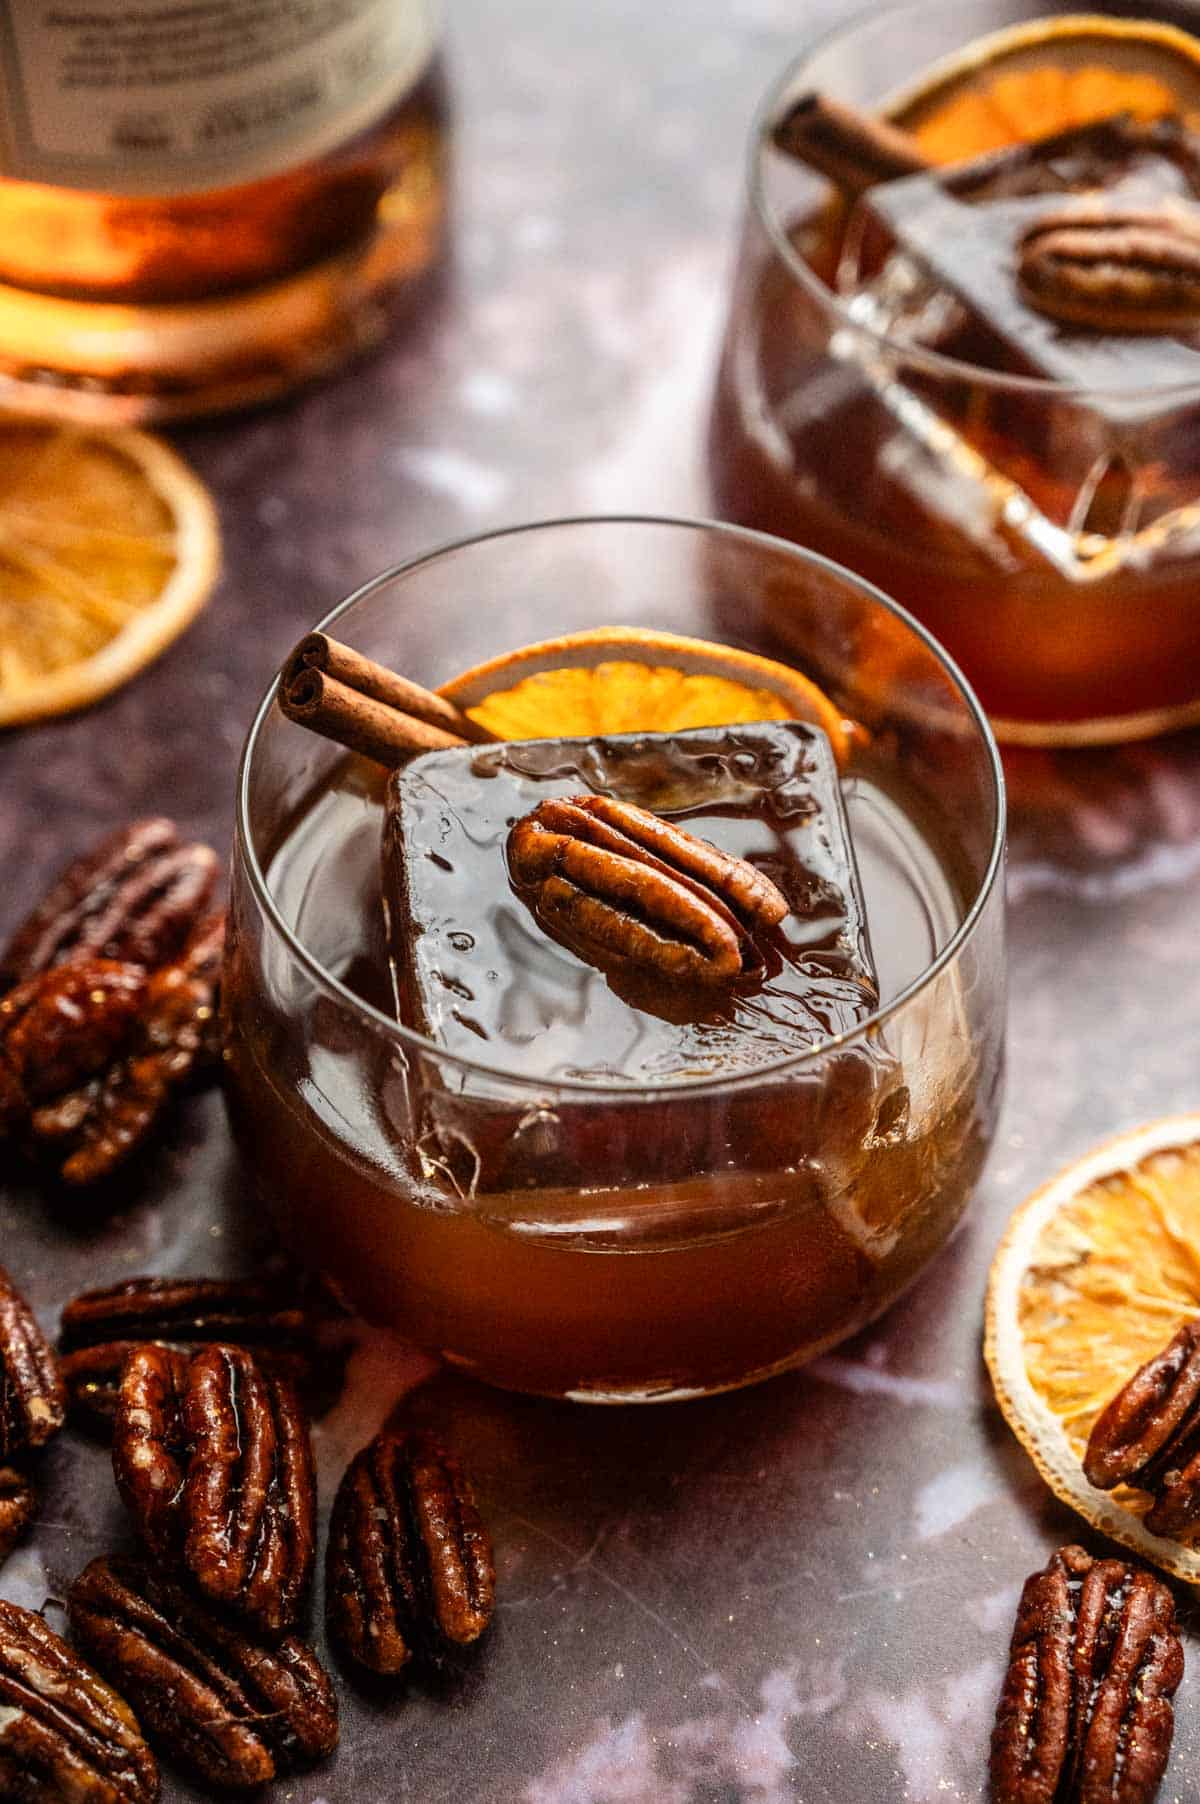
[69,1557,336,1793]
[0,911,224,1185]
[0,818,217,991]
[113,1343,316,1636]
[0,1596,159,1804]
[990,1545,1182,1804]
[1084,1318,1200,1537]
[0,1466,36,1567]
[1018,204,1200,333]
[59,1274,327,1433]
[507,794,788,985]
[327,1430,495,1674]
[0,1263,65,1459]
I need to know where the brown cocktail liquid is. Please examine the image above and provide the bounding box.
[712,35,1200,738]
[225,734,986,1401]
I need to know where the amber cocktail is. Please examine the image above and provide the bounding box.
[711,2,1200,744]
[224,518,1005,1401]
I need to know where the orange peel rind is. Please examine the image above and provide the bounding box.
[986,1113,1200,1586]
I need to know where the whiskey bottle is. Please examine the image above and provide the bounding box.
[0,3,448,422]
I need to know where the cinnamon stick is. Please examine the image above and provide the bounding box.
[278,634,496,768]
[772,91,932,195]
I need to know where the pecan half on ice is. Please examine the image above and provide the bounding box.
[1018,205,1200,333]
[507,794,788,985]
[69,1557,336,1793]
[990,1545,1182,1804]
[0,818,218,991]
[327,1430,495,1674]
[113,1343,316,1636]
[0,1467,36,1568]
[1085,1318,1200,1537]
[0,1263,65,1459]
[0,1597,159,1804]
[59,1274,328,1432]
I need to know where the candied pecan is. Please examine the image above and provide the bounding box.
[113,1343,316,1635]
[0,1264,65,1459]
[0,1597,159,1804]
[0,819,217,991]
[0,962,147,1108]
[508,794,788,986]
[3,912,226,1186]
[1085,1319,1200,1538]
[990,1545,1182,1804]
[69,1557,336,1793]
[59,1274,324,1432]
[0,1466,36,1567]
[327,1430,495,1674]
[1018,204,1200,334]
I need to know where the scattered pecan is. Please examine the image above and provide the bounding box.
[990,1545,1182,1804]
[113,1343,316,1636]
[0,1263,65,1459]
[0,818,218,992]
[69,1557,336,1793]
[1084,1318,1200,1537]
[507,794,788,986]
[1,912,225,1186]
[327,1430,495,1675]
[1018,204,1200,333]
[0,1596,159,1804]
[0,1466,36,1567]
[59,1274,326,1432]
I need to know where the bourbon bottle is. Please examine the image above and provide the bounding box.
[0,3,448,422]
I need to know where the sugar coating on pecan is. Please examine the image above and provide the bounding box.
[69,1556,336,1794]
[59,1273,327,1432]
[0,1595,159,1804]
[990,1544,1182,1804]
[327,1429,495,1674]
[0,1263,65,1460]
[1085,1318,1200,1538]
[113,1342,316,1636]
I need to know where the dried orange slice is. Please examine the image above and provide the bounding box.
[440,627,854,767]
[894,15,1200,162]
[0,425,219,727]
[986,1115,1200,1585]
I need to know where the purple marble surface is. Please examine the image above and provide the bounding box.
[4,1,1200,1798]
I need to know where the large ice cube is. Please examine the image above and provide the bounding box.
[383,722,879,1085]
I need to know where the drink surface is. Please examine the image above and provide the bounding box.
[384,726,879,1085]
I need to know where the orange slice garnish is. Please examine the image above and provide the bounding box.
[0,425,219,728]
[439,626,854,767]
[986,1115,1200,1586]
[894,15,1200,162]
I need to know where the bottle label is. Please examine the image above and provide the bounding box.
[0,1,436,194]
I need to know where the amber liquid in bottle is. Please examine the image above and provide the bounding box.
[0,32,447,420]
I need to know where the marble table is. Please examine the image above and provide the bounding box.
[4,1,1200,1798]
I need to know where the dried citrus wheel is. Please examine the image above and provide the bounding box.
[986,1114,1200,1585]
[0,425,219,728]
[439,627,854,767]
[893,15,1200,162]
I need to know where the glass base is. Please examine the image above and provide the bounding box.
[992,695,1200,748]
[0,207,443,425]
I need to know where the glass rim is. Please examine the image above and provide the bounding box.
[748,0,1200,403]
[235,512,1007,1100]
